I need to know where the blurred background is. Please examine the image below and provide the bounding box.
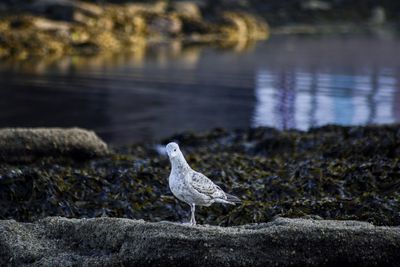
[0,0,399,145]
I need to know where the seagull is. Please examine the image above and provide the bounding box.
[166,142,241,225]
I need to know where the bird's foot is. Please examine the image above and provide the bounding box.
[188,217,196,226]
[181,221,196,226]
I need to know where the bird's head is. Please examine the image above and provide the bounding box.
[166,142,181,159]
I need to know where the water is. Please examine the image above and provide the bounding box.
[0,34,399,145]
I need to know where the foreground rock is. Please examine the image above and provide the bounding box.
[0,128,109,162]
[0,217,399,266]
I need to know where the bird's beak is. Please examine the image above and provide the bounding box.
[155,144,168,156]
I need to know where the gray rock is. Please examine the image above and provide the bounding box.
[301,0,331,10]
[171,1,202,19]
[0,128,109,162]
[370,6,386,25]
[0,217,399,266]
[24,0,103,22]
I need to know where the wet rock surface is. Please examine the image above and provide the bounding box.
[0,124,399,226]
[0,128,109,162]
[0,216,399,267]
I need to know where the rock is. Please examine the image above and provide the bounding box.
[0,217,399,266]
[124,1,167,15]
[221,12,269,41]
[0,128,109,162]
[26,0,103,22]
[148,15,183,36]
[301,0,332,11]
[171,1,202,19]
[0,1,269,60]
[31,17,71,32]
[0,3,7,11]
[370,6,386,25]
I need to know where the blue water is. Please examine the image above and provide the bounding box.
[0,34,399,145]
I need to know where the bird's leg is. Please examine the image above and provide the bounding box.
[189,204,193,225]
[190,203,196,226]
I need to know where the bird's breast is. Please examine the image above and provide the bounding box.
[169,173,186,201]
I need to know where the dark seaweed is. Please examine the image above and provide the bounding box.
[0,124,399,226]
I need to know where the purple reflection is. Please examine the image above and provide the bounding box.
[253,67,398,130]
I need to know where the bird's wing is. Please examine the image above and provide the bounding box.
[190,171,226,199]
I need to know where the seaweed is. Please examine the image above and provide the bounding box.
[0,124,399,226]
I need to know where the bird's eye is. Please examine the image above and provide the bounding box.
[174,149,177,152]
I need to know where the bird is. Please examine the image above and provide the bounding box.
[166,142,241,225]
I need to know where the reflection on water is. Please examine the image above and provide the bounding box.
[0,35,399,145]
[254,68,399,130]
[0,39,258,75]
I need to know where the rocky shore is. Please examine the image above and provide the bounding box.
[0,124,399,225]
[0,125,399,265]
[1,216,399,266]
[0,0,268,60]
[0,0,399,60]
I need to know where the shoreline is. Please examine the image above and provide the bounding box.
[1,1,399,61]
[0,0,268,60]
[0,124,399,264]
[0,124,399,226]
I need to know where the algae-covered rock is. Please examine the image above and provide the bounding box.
[171,1,202,19]
[0,125,399,226]
[0,1,269,60]
[220,11,269,40]
[26,0,103,22]
[0,16,69,59]
[0,216,399,266]
[0,127,109,162]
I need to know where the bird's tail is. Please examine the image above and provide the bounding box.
[225,193,241,204]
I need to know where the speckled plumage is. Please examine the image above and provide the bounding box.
[166,142,240,225]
